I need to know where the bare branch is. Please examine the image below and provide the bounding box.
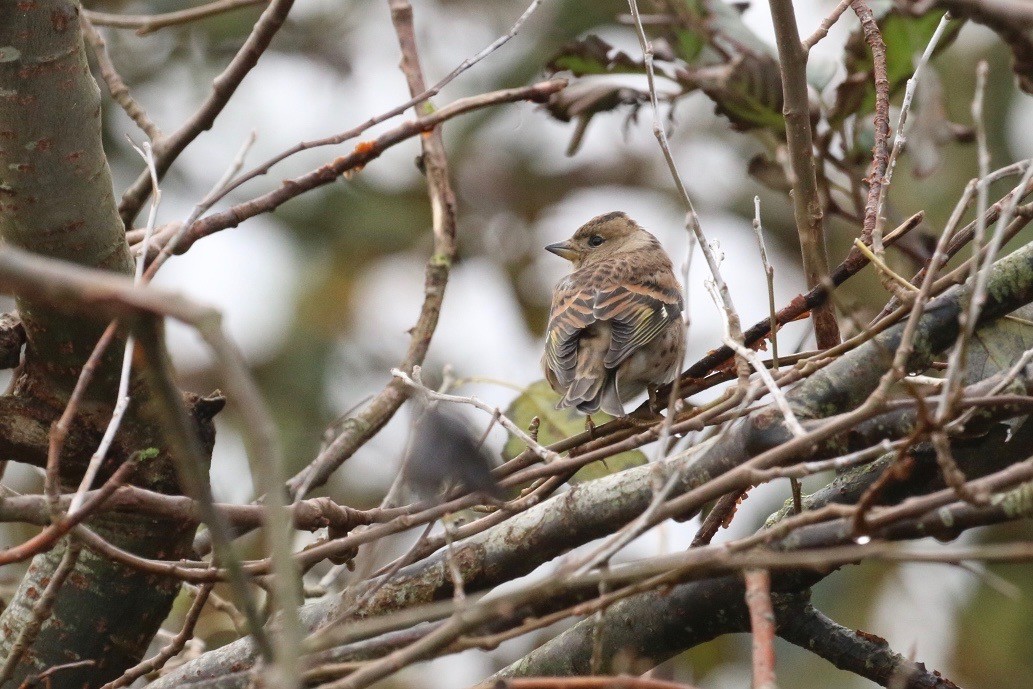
[117,0,295,225]
[744,569,776,689]
[171,80,565,256]
[768,0,841,348]
[850,0,893,264]
[873,12,954,254]
[81,17,162,140]
[803,0,853,51]
[86,0,268,35]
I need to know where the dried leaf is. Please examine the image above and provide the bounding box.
[966,305,1033,385]
[688,52,786,132]
[547,35,644,77]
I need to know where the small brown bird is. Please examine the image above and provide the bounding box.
[542,212,685,417]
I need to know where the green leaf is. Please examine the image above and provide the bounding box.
[502,380,648,483]
[674,26,706,63]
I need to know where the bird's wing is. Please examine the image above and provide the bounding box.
[543,276,593,388]
[598,275,683,368]
[544,265,682,383]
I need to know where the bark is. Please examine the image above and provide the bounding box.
[0,3,216,686]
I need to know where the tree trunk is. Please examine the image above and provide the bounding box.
[0,2,215,686]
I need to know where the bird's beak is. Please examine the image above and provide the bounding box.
[545,241,579,262]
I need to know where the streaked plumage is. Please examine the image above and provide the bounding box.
[542,212,685,417]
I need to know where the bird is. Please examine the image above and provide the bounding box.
[541,211,685,418]
[404,405,505,502]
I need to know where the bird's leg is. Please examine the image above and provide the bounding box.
[584,414,597,438]
[648,385,663,415]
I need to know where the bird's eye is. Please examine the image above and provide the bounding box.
[587,235,605,247]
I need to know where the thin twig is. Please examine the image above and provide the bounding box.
[932,138,1033,505]
[199,0,546,209]
[850,0,892,259]
[626,0,749,383]
[932,63,993,429]
[443,521,467,602]
[851,239,919,293]
[133,320,275,662]
[86,0,268,35]
[171,80,565,257]
[676,211,922,392]
[0,458,137,567]
[938,159,1033,417]
[873,12,954,255]
[196,327,303,688]
[117,0,295,225]
[753,197,779,369]
[705,282,806,438]
[567,388,755,575]
[802,0,853,51]
[134,130,258,271]
[16,660,96,689]
[81,17,163,140]
[392,367,557,463]
[690,489,746,547]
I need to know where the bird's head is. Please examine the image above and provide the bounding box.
[545,211,659,268]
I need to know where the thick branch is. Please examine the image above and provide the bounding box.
[778,604,958,688]
[767,0,841,348]
[0,0,133,396]
[494,428,1033,681]
[0,314,24,369]
[0,487,373,533]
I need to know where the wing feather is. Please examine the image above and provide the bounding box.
[595,281,681,368]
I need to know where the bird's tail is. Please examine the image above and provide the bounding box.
[555,326,626,417]
[558,372,625,417]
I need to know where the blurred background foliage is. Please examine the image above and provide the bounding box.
[2,0,1023,685]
